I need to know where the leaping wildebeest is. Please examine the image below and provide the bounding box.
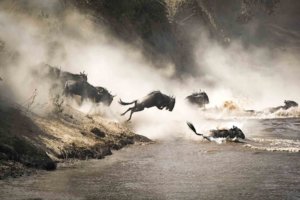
[64,80,114,106]
[187,122,245,142]
[119,91,176,121]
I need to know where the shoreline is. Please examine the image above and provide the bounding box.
[0,102,152,180]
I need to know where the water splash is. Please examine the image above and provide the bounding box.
[244,138,300,153]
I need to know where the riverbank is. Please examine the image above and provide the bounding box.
[0,102,151,179]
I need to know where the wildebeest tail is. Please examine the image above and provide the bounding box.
[187,122,202,136]
[118,99,136,105]
[187,122,211,141]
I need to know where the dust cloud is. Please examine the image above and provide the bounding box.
[0,0,299,140]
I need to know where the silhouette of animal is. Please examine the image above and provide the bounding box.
[64,80,114,106]
[186,91,209,107]
[269,100,298,113]
[119,91,176,121]
[187,122,245,141]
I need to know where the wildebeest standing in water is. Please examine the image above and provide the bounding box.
[186,91,209,108]
[187,122,245,142]
[119,91,176,121]
[64,80,114,106]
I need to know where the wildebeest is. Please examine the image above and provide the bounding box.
[187,122,245,142]
[186,91,209,108]
[119,91,176,121]
[38,64,87,85]
[269,100,298,113]
[59,70,87,84]
[64,80,114,106]
[95,86,115,106]
[35,64,88,96]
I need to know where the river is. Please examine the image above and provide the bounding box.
[0,118,300,200]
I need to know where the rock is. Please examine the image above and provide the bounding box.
[0,152,8,160]
[80,131,89,136]
[119,138,134,146]
[0,144,18,160]
[93,143,112,157]
[43,160,57,170]
[134,134,152,143]
[0,137,56,171]
[90,127,106,138]
[59,143,112,160]
[111,143,122,150]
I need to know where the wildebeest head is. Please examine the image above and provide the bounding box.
[167,96,176,111]
[230,126,245,139]
[79,71,88,82]
[96,87,115,106]
[284,100,298,109]
[201,92,209,104]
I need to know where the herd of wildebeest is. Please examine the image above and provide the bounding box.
[35,65,299,142]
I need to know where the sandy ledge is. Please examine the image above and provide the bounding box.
[0,103,151,179]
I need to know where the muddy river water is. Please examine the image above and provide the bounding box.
[0,118,300,200]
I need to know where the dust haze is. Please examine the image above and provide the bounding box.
[0,0,299,140]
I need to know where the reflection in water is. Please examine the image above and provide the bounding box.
[0,118,299,200]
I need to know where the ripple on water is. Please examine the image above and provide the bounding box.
[243,138,300,153]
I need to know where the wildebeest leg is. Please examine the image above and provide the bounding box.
[203,135,211,141]
[127,106,144,121]
[63,88,69,97]
[80,96,85,106]
[127,110,134,121]
[121,107,132,116]
[156,105,164,110]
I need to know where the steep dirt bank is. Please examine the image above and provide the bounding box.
[0,99,151,179]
